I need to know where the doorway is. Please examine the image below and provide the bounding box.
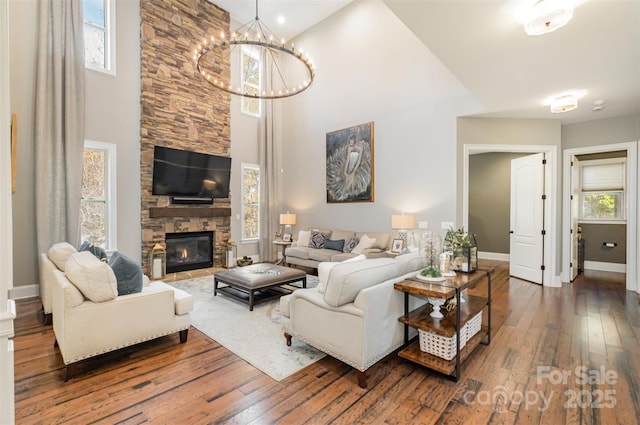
[562,142,637,291]
[463,144,559,287]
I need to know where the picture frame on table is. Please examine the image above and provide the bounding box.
[391,238,404,253]
[282,233,292,242]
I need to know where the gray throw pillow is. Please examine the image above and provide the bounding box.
[323,238,345,252]
[78,240,108,261]
[343,236,360,253]
[309,230,330,249]
[108,251,143,295]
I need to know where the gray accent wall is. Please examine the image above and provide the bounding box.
[580,224,626,264]
[468,152,528,254]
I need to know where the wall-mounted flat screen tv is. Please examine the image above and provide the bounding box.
[152,146,231,200]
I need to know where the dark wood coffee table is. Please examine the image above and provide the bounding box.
[213,264,307,310]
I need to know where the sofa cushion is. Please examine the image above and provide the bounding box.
[323,237,345,252]
[343,235,360,253]
[309,230,331,248]
[297,230,311,247]
[395,249,425,275]
[356,231,390,250]
[48,242,78,271]
[309,248,339,263]
[324,258,400,307]
[351,234,376,255]
[65,251,118,302]
[317,254,366,294]
[330,252,359,262]
[108,251,143,295]
[330,230,355,242]
[285,246,311,260]
[78,240,108,261]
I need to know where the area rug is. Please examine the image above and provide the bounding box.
[169,274,325,381]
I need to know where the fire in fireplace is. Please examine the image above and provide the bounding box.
[165,231,214,273]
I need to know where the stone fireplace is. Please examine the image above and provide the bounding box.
[166,231,214,273]
[139,1,231,279]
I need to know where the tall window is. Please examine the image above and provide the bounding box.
[580,159,626,221]
[83,0,116,74]
[241,46,261,116]
[242,163,260,241]
[81,141,117,249]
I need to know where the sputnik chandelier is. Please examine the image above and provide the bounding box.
[193,0,315,100]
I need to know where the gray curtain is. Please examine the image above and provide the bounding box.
[35,0,85,253]
[258,98,279,262]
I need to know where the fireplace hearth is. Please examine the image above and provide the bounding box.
[165,231,214,273]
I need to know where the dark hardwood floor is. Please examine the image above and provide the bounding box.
[13,261,640,424]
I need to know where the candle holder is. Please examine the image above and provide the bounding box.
[149,243,166,280]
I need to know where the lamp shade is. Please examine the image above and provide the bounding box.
[280,213,297,226]
[391,214,414,230]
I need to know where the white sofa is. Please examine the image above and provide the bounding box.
[280,252,427,388]
[284,229,391,270]
[43,246,193,380]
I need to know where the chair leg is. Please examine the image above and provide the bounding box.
[284,332,292,346]
[53,339,59,348]
[357,370,367,389]
[179,329,189,343]
[43,313,52,326]
[64,363,78,382]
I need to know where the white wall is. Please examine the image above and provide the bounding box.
[84,0,141,260]
[278,0,483,237]
[10,0,142,290]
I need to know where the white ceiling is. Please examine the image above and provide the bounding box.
[211,0,640,124]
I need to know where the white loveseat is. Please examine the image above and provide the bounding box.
[42,245,193,380]
[284,229,391,270]
[280,252,427,388]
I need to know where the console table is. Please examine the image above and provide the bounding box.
[394,268,492,381]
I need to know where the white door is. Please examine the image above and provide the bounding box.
[570,156,581,281]
[510,153,544,284]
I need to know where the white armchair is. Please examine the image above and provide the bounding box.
[48,253,193,380]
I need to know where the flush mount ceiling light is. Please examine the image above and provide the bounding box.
[550,94,578,113]
[524,0,574,36]
[193,0,315,100]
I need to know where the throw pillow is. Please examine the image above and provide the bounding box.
[65,251,118,302]
[351,234,376,255]
[297,230,311,247]
[309,230,330,249]
[108,251,144,295]
[47,242,78,271]
[78,240,108,261]
[323,237,345,252]
[317,255,366,294]
[317,261,340,294]
[343,236,360,253]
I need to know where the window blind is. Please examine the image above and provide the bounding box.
[581,162,625,191]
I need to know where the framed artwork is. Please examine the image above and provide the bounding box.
[282,233,292,242]
[326,121,374,203]
[391,238,404,253]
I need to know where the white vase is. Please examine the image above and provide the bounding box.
[428,297,446,319]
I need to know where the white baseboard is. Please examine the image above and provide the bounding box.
[10,284,39,300]
[584,261,626,273]
[479,251,510,261]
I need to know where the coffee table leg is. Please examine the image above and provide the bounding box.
[302,276,307,288]
[214,278,218,296]
[249,290,254,311]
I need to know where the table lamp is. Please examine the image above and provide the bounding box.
[280,212,297,239]
[391,213,415,246]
